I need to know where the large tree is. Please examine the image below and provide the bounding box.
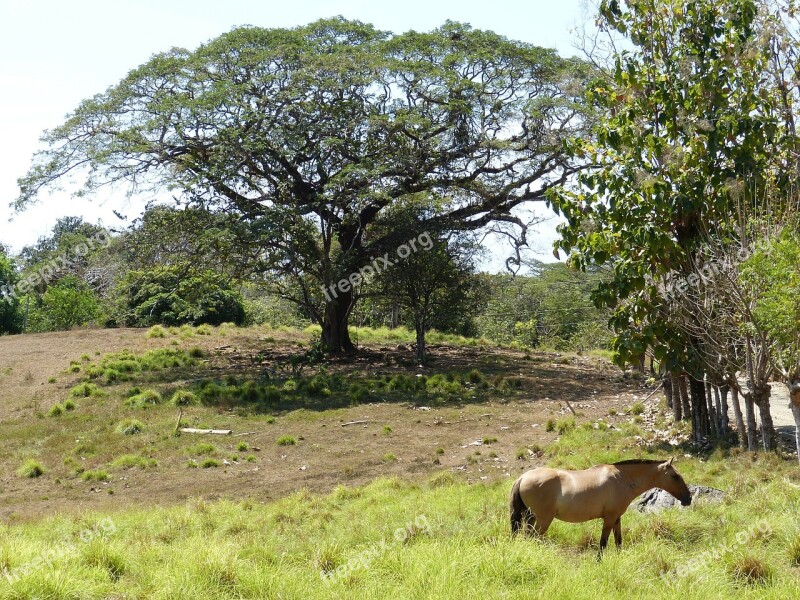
[550,0,790,442]
[14,18,590,352]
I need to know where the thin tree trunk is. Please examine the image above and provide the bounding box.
[678,375,691,422]
[753,385,776,452]
[716,385,728,435]
[705,379,718,437]
[663,373,674,410]
[743,391,758,451]
[690,376,710,442]
[415,323,426,363]
[729,386,746,449]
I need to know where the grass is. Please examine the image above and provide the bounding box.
[1,454,799,598]
[110,455,158,470]
[115,419,145,435]
[277,435,296,446]
[16,459,45,478]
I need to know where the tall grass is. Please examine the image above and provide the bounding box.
[2,431,799,598]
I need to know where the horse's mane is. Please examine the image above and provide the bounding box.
[612,459,664,465]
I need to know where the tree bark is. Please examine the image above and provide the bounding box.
[663,373,674,411]
[716,385,728,435]
[705,379,718,437]
[322,291,356,354]
[678,374,691,422]
[689,376,710,442]
[730,386,747,449]
[742,390,758,451]
[415,325,426,363]
[752,385,776,452]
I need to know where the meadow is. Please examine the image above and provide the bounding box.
[0,325,798,599]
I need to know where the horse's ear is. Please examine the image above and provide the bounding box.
[667,457,674,466]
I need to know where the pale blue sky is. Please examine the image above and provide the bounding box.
[0,0,589,263]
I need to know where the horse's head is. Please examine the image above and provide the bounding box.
[657,457,692,506]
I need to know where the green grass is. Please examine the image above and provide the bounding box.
[115,419,145,435]
[1,454,798,598]
[110,455,158,470]
[277,435,296,446]
[81,469,109,482]
[16,459,45,478]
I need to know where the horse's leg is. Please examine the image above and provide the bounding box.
[531,513,554,537]
[612,516,622,549]
[524,508,536,535]
[598,518,615,559]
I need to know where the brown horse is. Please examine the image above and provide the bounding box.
[510,458,691,556]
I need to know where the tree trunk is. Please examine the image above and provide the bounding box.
[415,325,426,363]
[752,385,776,452]
[663,373,674,410]
[322,292,356,354]
[716,385,728,435]
[678,374,691,422]
[742,391,758,451]
[791,404,800,464]
[689,376,710,442]
[730,386,746,449]
[705,379,718,437]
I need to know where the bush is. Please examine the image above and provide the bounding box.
[171,390,199,406]
[17,459,45,478]
[120,266,245,327]
[116,419,145,435]
[125,389,162,408]
[277,435,296,446]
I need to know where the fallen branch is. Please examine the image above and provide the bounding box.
[641,381,665,403]
[341,420,371,427]
[563,400,577,416]
[180,428,233,435]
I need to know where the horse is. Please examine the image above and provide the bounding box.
[509,458,691,556]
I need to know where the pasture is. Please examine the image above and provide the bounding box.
[0,325,799,598]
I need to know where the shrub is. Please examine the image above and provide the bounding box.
[237,442,249,452]
[120,266,245,327]
[201,458,221,468]
[116,419,145,435]
[630,401,645,415]
[171,390,199,406]
[63,399,76,411]
[70,382,102,398]
[48,403,64,417]
[110,455,158,469]
[81,470,109,482]
[277,435,296,446]
[147,325,166,338]
[17,459,45,478]
[125,389,162,408]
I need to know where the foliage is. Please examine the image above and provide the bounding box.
[0,253,23,334]
[27,275,100,332]
[474,263,611,351]
[549,0,787,371]
[15,18,591,352]
[119,266,245,327]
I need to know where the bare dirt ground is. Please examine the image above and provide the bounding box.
[0,326,791,522]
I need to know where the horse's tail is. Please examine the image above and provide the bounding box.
[509,477,527,535]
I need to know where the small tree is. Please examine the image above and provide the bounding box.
[379,232,478,362]
[0,253,23,334]
[28,275,99,332]
[119,266,245,327]
[740,227,800,461]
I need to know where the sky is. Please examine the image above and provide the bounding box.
[0,0,590,266]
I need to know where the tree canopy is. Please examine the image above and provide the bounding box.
[15,17,591,351]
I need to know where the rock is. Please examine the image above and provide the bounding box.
[633,485,725,512]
